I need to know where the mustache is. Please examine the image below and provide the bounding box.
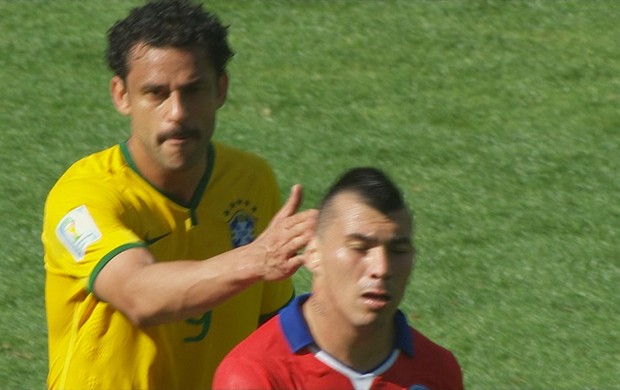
[157,127,201,144]
[360,280,389,293]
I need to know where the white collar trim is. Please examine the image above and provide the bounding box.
[311,346,400,390]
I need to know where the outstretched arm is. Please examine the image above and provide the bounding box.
[93,185,317,327]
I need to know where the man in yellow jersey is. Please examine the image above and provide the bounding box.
[41,1,317,389]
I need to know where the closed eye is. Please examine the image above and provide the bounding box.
[388,242,414,254]
[349,241,372,253]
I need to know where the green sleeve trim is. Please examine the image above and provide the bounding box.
[259,291,295,324]
[87,242,147,294]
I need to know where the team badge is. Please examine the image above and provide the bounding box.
[225,199,258,248]
[55,205,102,261]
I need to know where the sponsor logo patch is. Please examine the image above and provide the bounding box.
[55,205,102,261]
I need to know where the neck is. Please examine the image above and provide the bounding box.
[154,167,205,204]
[126,139,207,204]
[302,295,395,372]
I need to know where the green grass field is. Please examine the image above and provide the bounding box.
[1,1,618,388]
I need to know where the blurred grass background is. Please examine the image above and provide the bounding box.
[1,1,618,388]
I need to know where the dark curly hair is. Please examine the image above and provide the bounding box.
[105,0,234,79]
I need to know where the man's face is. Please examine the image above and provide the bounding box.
[313,192,415,329]
[112,44,227,172]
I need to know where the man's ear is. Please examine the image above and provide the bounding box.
[216,72,229,108]
[304,238,321,273]
[110,75,131,116]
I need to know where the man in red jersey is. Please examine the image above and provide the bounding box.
[213,167,463,390]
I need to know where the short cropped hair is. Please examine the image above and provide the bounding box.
[105,0,234,79]
[318,167,410,233]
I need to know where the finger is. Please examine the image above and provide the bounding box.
[280,208,318,231]
[288,255,305,271]
[279,227,316,257]
[281,255,305,279]
[273,184,304,221]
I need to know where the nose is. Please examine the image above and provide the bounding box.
[168,91,189,123]
[369,246,391,280]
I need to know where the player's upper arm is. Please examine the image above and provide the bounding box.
[92,246,156,325]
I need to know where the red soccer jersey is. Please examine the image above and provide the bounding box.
[213,294,463,390]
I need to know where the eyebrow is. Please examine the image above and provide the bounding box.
[180,77,207,89]
[347,233,412,245]
[140,77,206,93]
[140,83,167,93]
[347,233,378,245]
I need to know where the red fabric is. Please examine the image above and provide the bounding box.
[213,315,463,390]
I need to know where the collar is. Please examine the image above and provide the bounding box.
[120,140,215,210]
[120,141,215,226]
[279,293,414,356]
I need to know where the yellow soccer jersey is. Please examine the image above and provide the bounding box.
[42,141,293,390]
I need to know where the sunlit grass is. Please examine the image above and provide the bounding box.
[1,1,618,388]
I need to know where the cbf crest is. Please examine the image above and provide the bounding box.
[224,199,258,248]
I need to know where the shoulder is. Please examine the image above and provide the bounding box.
[226,315,286,358]
[50,145,127,193]
[412,328,460,363]
[44,145,132,220]
[213,316,290,389]
[213,354,273,390]
[212,141,274,173]
[410,328,463,384]
[209,141,279,199]
[62,144,125,176]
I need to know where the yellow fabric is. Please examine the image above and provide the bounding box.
[42,141,293,389]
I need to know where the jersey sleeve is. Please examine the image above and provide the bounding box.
[42,174,143,290]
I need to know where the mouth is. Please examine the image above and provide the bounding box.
[158,128,200,144]
[361,290,392,310]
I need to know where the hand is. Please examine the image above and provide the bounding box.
[252,184,318,281]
